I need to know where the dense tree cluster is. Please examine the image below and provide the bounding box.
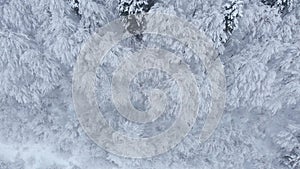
[0,0,299,168]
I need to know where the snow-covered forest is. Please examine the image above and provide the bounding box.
[0,0,300,168]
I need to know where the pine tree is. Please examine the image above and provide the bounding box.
[118,0,154,36]
[69,0,80,15]
[118,0,153,16]
[223,0,243,34]
[262,0,294,15]
[276,0,294,15]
